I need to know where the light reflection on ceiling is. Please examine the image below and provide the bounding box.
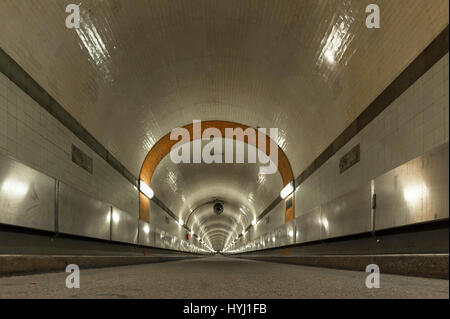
[317,2,356,68]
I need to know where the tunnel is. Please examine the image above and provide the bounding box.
[0,0,449,304]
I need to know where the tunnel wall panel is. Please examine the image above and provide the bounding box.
[295,207,321,244]
[155,229,165,248]
[58,182,111,241]
[320,182,372,239]
[149,200,185,241]
[294,173,321,218]
[0,70,204,253]
[0,72,138,222]
[293,53,449,222]
[276,219,295,247]
[230,53,449,254]
[138,220,152,246]
[251,200,284,239]
[148,202,203,251]
[0,153,55,231]
[0,152,209,253]
[111,206,139,244]
[374,143,449,230]
[235,143,449,254]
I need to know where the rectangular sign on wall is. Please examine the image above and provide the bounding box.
[72,144,93,174]
[339,144,360,174]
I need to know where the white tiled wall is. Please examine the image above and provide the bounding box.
[0,72,138,215]
[250,200,284,240]
[148,201,206,251]
[295,53,449,217]
[234,53,449,252]
[150,201,185,240]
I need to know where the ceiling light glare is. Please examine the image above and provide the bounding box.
[280,181,294,199]
[251,219,257,226]
[178,219,184,226]
[324,50,335,64]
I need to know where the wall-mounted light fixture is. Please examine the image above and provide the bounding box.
[280,181,294,199]
[139,180,154,199]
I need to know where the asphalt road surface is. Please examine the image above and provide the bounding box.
[0,256,448,298]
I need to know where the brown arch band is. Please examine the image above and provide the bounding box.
[139,120,294,223]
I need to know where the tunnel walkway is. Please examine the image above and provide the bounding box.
[0,256,447,299]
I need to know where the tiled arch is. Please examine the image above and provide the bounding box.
[139,120,294,224]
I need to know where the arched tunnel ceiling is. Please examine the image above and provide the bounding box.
[0,1,448,251]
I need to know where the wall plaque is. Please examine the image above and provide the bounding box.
[339,144,360,174]
[72,144,93,174]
